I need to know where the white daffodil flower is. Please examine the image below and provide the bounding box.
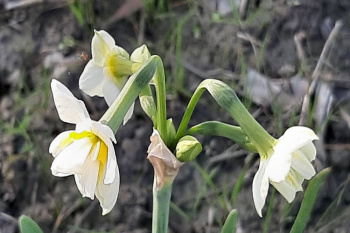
[79,30,150,124]
[49,79,119,215]
[252,126,318,217]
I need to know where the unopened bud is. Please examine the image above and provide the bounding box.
[176,136,202,162]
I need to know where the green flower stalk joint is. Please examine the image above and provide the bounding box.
[176,135,202,162]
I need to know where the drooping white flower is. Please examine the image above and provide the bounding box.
[49,79,119,215]
[252,126,318,217]
[79,30,150,124]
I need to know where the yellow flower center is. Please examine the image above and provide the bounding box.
[66,131,108,179]
[105,54,134,84]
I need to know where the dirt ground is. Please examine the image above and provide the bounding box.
[0,0,350,232]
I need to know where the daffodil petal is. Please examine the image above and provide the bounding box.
[92,30,115,66]
[102,140,117,184]
[91,121,116,144]
[96,165,120,215]
[252,159,270,217]
[75,118,93,134]
[271,180,296,203]
[274,126,318,155]
[123,102,135,125]
[79,60,105,97]
[90,139,101,161]
[291,150,316,180]
[286,169,304,191]
[74,174,84,195]
[74,156,100,199]
[267,151,292,183]
[300,143,317,161]
[51,138,91,176]
[102,78,120,106]
[114,45,130,59]
[51,79,89,124]
[49,131,74,157]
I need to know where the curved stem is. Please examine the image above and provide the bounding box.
[176,79,275,157]
[175,87,205,141]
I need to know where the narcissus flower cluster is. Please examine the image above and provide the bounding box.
[49,30,150,215]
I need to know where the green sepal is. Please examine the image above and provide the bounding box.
[176,135,202,162]
[18,215,43,233]
[166,118,176,149]
[220,209,238,233]
[187,121,257,152]
[139,85,157,124]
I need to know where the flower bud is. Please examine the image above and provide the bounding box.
[176,135,202,162]
[131,45,151,64]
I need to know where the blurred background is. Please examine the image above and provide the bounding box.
[0,0,349,232]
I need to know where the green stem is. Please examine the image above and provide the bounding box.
[100,56,158,133]
[152,180,172,233]
[187,121,257,152]
[175,86,204,141]
[153,59,167,143]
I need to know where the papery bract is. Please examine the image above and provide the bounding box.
[147,129,183,190]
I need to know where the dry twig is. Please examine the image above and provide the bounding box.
[299,20,342,126]
[294,31,307,70]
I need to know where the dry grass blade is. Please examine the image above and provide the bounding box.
[299,20,343,126]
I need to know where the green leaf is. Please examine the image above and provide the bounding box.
[290,167,331,233]
[18,215,43,233]
[221,209,238,233]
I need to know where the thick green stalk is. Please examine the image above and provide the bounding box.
[100,56,158,133]
[152,180,172,233]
